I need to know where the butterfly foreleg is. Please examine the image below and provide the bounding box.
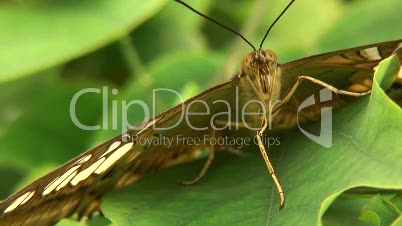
[273,75,372,115]
[181,130,216,185]
[244,76,286,209]
[255,116,285,209]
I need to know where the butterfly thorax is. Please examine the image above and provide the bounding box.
[240,50,279,101]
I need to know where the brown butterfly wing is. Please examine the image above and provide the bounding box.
[108,76,265,190]
[0,139,118,225]
[273,39,402,128]
[280,39,402,93]
[0,78,263,225]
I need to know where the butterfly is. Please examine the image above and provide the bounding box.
[0,1,401,225]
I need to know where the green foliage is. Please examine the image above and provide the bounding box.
[0,0,401,225]
[0,0,167,82]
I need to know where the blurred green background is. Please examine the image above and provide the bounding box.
[0,0,401,225]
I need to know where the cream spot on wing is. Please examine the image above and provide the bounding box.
[396,66,402,85]
[70,158,106,186]
[75,154,92,164]
[4,191,31,213]
[137,119,158,135]
[44,176,60,191]
[55,171,77,191]
[361,47,382,60]
[95,142,134,175]
[393,42,402,54]
[42,165,81,196]
[19,191,35,206]
[100,141,121,158]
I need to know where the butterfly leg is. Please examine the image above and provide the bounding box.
[181,131,216,185]
[244,76,286,209]
[255,117,285,209]
[273,75,372,114]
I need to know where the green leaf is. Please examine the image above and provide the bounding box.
[279,0,402,63]
[322,193,372,226]
[359,194,398,226]
[391,194,402,211]
[0,0,167,82]
[131,0,210,62]
[322,189,402,226]
[391,216,402,226]
[318,0,402,51]
[0,166,24,200]
[0,70,104,169]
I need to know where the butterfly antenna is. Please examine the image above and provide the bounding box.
[259,0,296,51]
[174,0,256,51]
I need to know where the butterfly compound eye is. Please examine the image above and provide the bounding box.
[242,53,255,72]
[262,50,278,64]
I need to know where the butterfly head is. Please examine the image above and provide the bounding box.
[242,50,278,78]
[241,50,278,97]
